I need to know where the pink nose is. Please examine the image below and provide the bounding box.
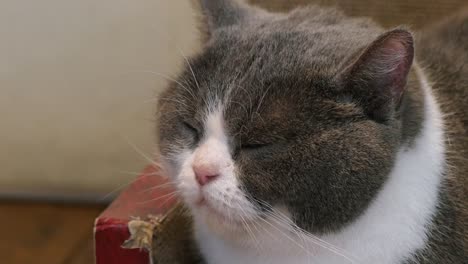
[193,163,220,186]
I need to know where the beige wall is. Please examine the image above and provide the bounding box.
[0,0,199,199]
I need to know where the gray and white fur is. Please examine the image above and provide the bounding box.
[155,1,468,263]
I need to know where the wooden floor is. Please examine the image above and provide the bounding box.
[0,201,106,264]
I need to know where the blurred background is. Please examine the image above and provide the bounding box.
[0,0,200,200]
[0,0,466,263]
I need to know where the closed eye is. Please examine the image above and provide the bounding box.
[241,142,270,150]
[182,121,200,141]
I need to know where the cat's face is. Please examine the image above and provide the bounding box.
[156,1,414,237]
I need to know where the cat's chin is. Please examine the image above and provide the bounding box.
[191,201,256,241]
[198,201,243,226]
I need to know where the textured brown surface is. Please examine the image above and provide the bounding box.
[250,0,468,28]
[0,202,104,264]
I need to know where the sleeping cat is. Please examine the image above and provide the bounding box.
[154,0,467,263]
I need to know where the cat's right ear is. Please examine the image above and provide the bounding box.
[194,0,250,37]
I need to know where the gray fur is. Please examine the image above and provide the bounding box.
[198,0,249,29]
[406,7,468,263]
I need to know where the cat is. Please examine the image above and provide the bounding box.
[154,0,467,263]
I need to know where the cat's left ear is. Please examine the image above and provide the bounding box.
[195,0,251,35]
[337,29,414,121]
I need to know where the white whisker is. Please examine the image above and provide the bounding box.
[179,49,201,92]
[139,181,176,194]
[136,191,180,205]
[100,175,148,200]
[139,70,196,99]
[253,198,358,263]
[238,204,262,254]
[121,136,159,168]
[255,214,315,257]
[116,170,160,177]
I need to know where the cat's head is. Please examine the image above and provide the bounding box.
[156,0,415,239]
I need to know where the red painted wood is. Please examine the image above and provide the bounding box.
[94,165,177,264]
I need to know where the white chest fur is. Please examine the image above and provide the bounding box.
[194,67,446,264]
